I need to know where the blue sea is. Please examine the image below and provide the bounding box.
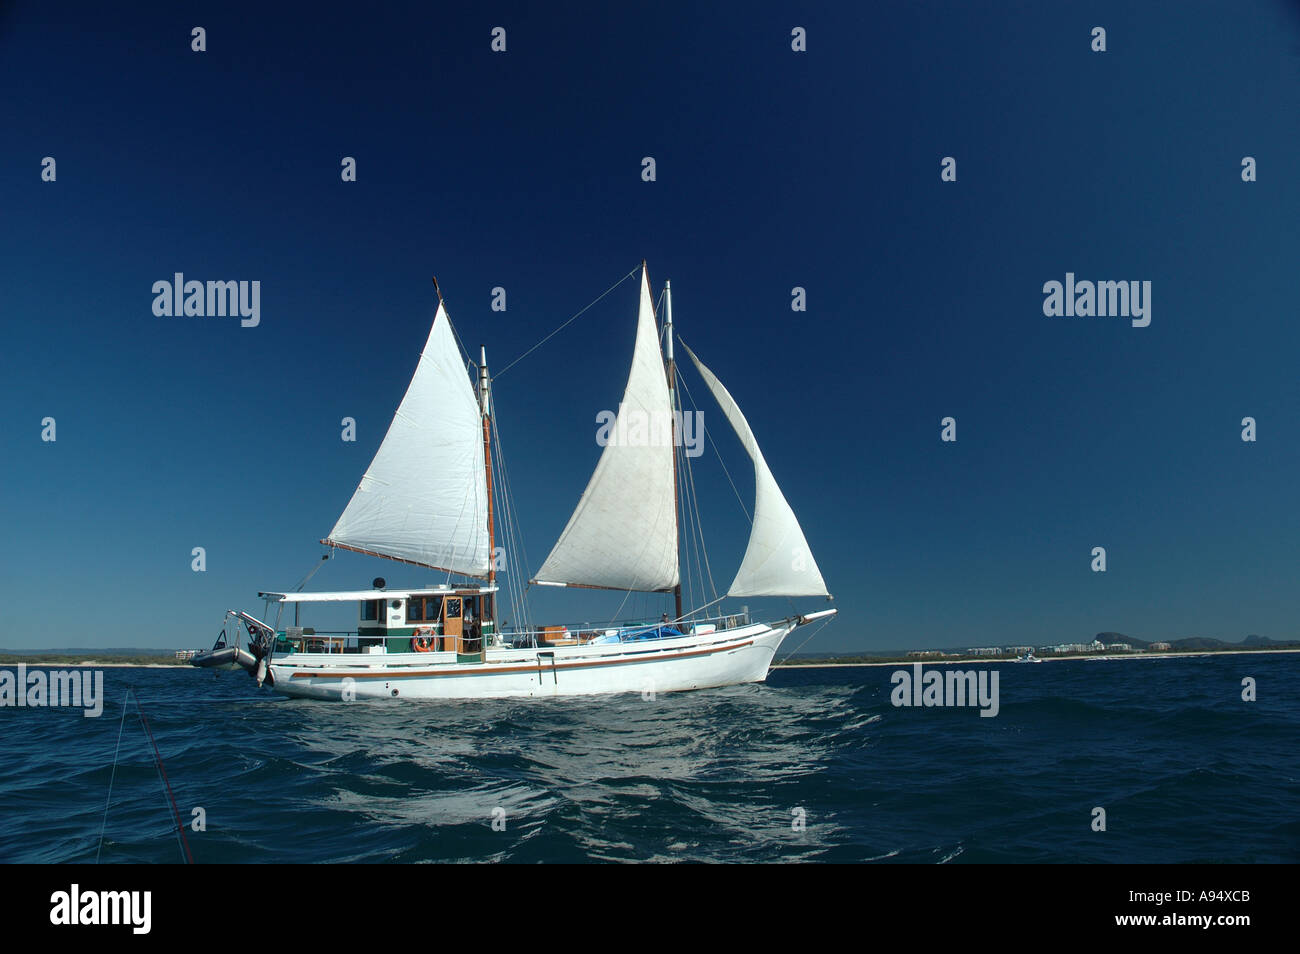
[1,654,1296,863]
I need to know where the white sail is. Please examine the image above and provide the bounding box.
[534,267,679,591]
[325,302,490,577]
[681,342,829,598]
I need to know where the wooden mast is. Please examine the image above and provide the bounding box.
[479,344,496,659]
[434,276,496,659]
[663,270,683,622]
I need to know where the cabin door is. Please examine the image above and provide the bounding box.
[441,598,463,652]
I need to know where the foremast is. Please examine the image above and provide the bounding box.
[663,273,683,621]
[436,275,497,659]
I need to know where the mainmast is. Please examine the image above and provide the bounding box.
[664,273,683,621]
[479,343,496,639]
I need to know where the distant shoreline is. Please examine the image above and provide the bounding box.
[775,648,1300,669]
[0,658,188,668]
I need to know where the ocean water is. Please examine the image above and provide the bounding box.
[1,653,1296,863]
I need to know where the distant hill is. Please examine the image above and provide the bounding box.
[1097,632,1151,649]
[1095,633,1297,651]
[1242,634,1279,646]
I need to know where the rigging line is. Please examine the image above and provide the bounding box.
[492,415,529,591]
[676,421,703,613]
[681,423,702,608]
[681,467,691,608]
[674,373,699,609]
[690,460,717,600]
[450,320,474,373]
[492,414,533,629]
[95,690,131,864]
[773,617,835,669]
[684,451,711,607]
[135,696,194,864]
[502,506,527,629]
[673,368,705,611]
[677,461,692,610]
[675,366,752,524]
[499,471,527,626]
[677,367,717,603]
[499,420,533,581]
[97,688,193,864]
[491,440,517,623]
[675,593,727,623]
[436,290,477,374]
[495,265,641,379]
[291,550,332,592]
[607,586,636,628]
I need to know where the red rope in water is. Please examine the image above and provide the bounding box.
[98,688,193,864]
[132,696,194,864]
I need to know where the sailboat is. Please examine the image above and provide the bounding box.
[192,264,836,699]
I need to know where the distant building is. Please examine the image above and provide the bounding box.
[968,647,1002,657]
[1150,642,1171,651]
[1007,646,1035,656]
[1103,643,1132,651]
[175,649,198,660]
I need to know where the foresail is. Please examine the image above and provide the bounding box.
[325,302,490,577]
[681,342,829,598]
[533,267,679,591]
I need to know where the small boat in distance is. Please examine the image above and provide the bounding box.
[1013,651,1043,664]
[193,263,836,699]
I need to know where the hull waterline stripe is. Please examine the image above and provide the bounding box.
[287,638,757,680]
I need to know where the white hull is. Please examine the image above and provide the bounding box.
[267,621,793,701]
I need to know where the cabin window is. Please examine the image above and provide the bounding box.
[360,600,380,621]
[408,597,441,622]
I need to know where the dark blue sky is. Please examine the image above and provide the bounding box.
[3,2,1298,651]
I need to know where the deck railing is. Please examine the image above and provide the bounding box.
[499,612,750,648]
[269,611,751,654]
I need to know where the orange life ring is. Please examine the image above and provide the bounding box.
[411,627,435,652]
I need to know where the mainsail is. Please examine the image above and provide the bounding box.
[533,267,679,591]
[681,342,830,598]
[324,302,491,577]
